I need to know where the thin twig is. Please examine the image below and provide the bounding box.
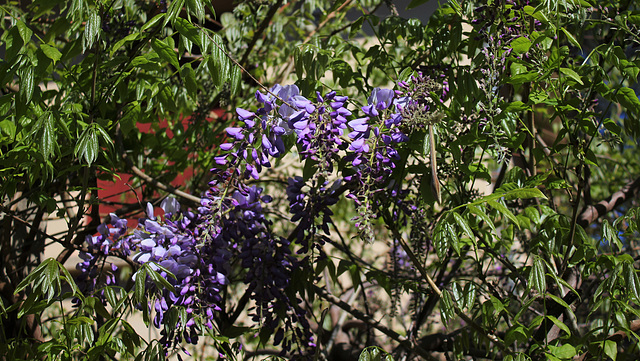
[114,125,201,204]
[126,163,202,204]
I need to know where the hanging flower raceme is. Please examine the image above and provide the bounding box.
[345,87,408,184]
[75,213,130,303]
[286,176,342,254]
[215,84,302,180]
[288,90,350,174]
[127,198,227,347]
[397,71,447,132]
[342,87,410,242]
[199,183,316,356]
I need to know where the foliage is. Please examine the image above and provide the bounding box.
[3,0,640,360]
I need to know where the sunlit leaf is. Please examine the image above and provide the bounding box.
[83,10,101,52]
[529,257,547,294]
[151,38,180,70]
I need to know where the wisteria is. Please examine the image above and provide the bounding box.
[75,213,130,302]
[127,198,226,347]
[286,176,341,253]
[76,76,444,357]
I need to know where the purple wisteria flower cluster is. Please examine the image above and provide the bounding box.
[342,88,411,242]
[196,178,316,357]
[215,84,353,180]
[286,176,341,254]
[127,198,227,347]
[215,84,300,180]
[75,213,130,302]
[77,75,447,358]
[229,185,314,353]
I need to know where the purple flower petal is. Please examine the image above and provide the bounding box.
[220,143,234,151]
[236,108,255,120]
[226,127,244,140]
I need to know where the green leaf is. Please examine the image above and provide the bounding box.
[511,36,532,54]
[151,38,180,70]
[94,123,112,150]
[58,264,80,296]
[199,31,211,53]
[181,64,198,98]
[440,290,455,325]
[407,0,430,9]
[560,27,581,51]
[602,219,623,251]
[16,20,33,44]
[84,10,101,52]
[463,282,476,310]
[465,186,547,210]
[467,205,496,233]
[549,343,576,359]
[66,316,95,326]
[19,66,34,105]
[110,33,140,56]
[40,44,62,63]
[165,0,186,25]
[144,263,175,293]
[134,268,146,305]
[120,102,141,136]
[75,125,99,165]
[604,339,617,360]
[434,221,450,259]
[487,199,519,226]
[141,13,165,32]
[505,325,528,346]
[0,119,16,139]
[40,112,56,159]
[529,257,546,294]
[349,17,365,38]
[508,71,539,84]
[503,101,529,112]
[615,87,640,115]
[173,17,201,47]
[624,263,640,303]
[546,315,571,336]
[229,64,241,95]
[452,212,475,241]
[17,293,41,318]
[103,286,118,309]
[445,222,460,255]
[560,67,583,85]
[358,347,376,361]
[45,259,60,301]
[186,0,205,22]
[422,130,430,156]
[15,259,50,293]
[503,187,547,201]
[5,27,25,60]
[490,295,506,314]
[158,85,178,113]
